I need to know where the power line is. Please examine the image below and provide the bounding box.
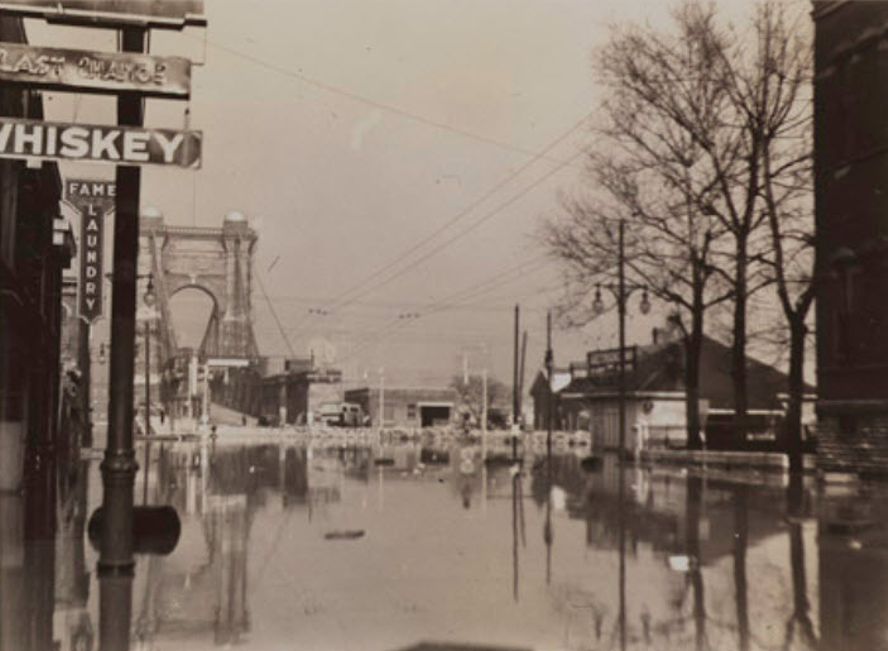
[307,113,593,308]
[285,252,548,342]
[287,146,583,344]
[284,127,590,341]
[330,257,552,366]
[194,33,584,168]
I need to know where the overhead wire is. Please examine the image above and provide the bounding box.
[192,32,583,168]
[193,33,596,337]
[254,271,297,357]
[287,145,584,344]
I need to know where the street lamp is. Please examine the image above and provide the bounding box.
[142,274,155,504]
[591,219,651,460]
[143,274,156,433]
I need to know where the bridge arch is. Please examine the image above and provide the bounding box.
[139,209,259,362]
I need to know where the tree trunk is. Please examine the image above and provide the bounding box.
[786,318,807,474]
[732,237,749,438]
[685,283,705,450]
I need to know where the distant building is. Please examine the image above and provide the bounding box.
[213,362,343,426]
[344,387,456,428]
[530,333,815,453]
[812,1,888,477]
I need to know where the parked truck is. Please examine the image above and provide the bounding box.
[317,402,365,427]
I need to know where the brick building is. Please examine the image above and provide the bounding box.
[812,1,888,476]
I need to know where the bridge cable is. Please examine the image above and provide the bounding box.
[255,271,298,358]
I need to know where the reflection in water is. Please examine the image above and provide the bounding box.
[686,473,706,651]
[16,434,888,650]
[733,485,749,651]
[785,474,817,650]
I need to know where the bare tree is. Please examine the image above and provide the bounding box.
[546,2,738,448]
[547,0,812,446]
[750,2,814,473]
[450,374,508,426]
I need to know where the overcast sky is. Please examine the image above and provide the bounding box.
[28,0,792,387]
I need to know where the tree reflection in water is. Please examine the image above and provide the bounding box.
[784,473,817,651]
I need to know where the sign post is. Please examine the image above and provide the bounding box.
[9,4,204,648]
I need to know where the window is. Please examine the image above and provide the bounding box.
[407,403,417,420]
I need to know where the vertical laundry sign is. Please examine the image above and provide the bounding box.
[67,179,114,321]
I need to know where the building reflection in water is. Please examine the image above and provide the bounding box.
[17,434,888,650]
[1,446,93,651]
[818,478,888,651]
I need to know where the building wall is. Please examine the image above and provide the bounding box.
[812,1,888,474]
[344,387,456,428]
[0,14,70,491]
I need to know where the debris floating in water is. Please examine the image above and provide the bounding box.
[324,530,366,540]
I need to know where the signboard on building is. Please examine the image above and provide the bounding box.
[0,1,206,27]
[0,118,201,168]
[0,42,190,97]
[586,346,637,379]
[66,179,114,322]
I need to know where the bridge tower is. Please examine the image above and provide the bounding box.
[139,209,259,362]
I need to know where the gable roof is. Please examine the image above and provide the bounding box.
[539,335,815,411]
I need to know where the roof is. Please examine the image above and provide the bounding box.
[533,335,815,411]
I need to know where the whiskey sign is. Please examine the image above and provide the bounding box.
[0,117,202,168]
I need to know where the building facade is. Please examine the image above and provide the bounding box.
[812,1,888,476]
[0,14,75,492]
[344,387,456,428]
[532,335,814,453]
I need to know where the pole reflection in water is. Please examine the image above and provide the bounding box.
[56,458,95,651]
[733,484,749,651]
[512,470,520,602]
[618,455,626,651]
[543,456,553,586]
[685,472,706,651]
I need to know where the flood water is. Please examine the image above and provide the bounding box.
[5,433,888,651]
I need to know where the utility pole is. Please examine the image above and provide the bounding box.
[201,363,210,426]
[618,219,627,460]
[78,318,93,447]
[546,311,553,459]
[378,367,385,429]
[97,23,146,651]
[98,25,145,576]
[591,218,650,458]
[518,330,528,422]
[142,298,151,505]
[512,304,520,460]
[481,367,488,462]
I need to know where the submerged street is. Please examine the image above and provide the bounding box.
[6,2,888,650]
[6,431,885,651]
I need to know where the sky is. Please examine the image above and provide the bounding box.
[26,0,794,389]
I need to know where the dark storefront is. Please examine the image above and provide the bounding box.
[0,15,75,492]
[813,1,888,476]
